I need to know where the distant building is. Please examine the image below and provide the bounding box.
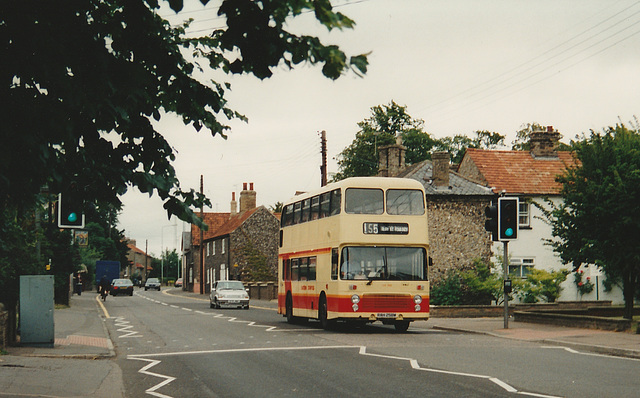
[182,183,280,294]
[125,239,153,281]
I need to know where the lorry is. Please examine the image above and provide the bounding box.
[95,260,121,292]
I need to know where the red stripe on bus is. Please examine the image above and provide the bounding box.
[278,292,430,315]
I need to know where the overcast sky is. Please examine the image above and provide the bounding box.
[120,0,640,257]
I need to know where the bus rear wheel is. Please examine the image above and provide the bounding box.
[285,294,294,324]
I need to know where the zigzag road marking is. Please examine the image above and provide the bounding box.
[129,345,560,398]
[130,357,176,398]
[113,316,142,338]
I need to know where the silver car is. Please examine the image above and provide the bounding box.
[209,280,250,309]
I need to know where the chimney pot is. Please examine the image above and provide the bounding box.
[243,182,247,190]
[250,182,254,191]
[239,182,257,213]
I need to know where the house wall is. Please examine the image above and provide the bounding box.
[427,196,493,283]
[229,208,279,280]
[496,197,623,304]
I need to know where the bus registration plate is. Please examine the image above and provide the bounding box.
[376,313,397,318]
[363,222,409,235]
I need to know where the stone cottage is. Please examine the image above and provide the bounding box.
[182,183,280,295]
[378,140,495,283]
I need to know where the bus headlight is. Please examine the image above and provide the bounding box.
[414,295,422,304]
[351,294,360,304]
[352,303,359,312]
[415,304,421,311]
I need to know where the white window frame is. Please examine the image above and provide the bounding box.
[213,240,216,256]
[509,258,535,278]
[222,239,226,254]
[206,241,210,257]
[519,202,530,228]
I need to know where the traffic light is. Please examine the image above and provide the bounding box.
[498,197,518,241]
[58,185,85,229]
[484,202,498,242]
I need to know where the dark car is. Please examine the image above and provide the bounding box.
[110,279,134,296]
[145,278,161,291]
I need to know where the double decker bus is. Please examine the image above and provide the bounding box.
[277,177,429,332]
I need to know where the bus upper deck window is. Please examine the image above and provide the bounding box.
[301,199,311,223]
[310,196,320,220]
[293,202,302,224]
[345,188,383,214]
[330,189,341,216]
[319,192,330,218]
[387,189,425,215]
[282,204,294,226]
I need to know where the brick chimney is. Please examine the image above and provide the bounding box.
[378,135,406,177]
[530,126,561,158]
[239,182,257,213]
[431,151,450,188]
[230,192,237,217]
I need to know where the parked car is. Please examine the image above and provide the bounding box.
[209,280,250,309]
[174,278,182,288]
[110,279,134,296]
[145,278,161,291]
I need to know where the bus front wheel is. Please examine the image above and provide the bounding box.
[394,320,410,333]
[319,295,334,330]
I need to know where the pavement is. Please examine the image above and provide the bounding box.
[1,288,639,397]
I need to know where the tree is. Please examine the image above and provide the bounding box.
[334,101,434,180]
[0,0,368,225]
[433,130,505,164]
[549,124,640,319]
[1,0,366,342]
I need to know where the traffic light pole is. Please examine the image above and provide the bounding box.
[503,241,509,329]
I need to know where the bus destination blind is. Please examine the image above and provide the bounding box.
[363,222,409,235]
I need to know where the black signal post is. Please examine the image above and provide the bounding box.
[58,184,85,229]
[498,197,519,241]
[484,202,499,242]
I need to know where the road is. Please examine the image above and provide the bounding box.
[101,288,639,398]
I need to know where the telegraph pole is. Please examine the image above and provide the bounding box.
[320,130,327,187]
[199,175,204,295]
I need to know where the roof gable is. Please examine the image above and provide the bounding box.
[462,148,579,195]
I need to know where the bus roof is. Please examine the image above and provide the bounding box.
[284,177,425,204]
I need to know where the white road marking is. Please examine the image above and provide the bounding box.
[114,317,142,338]
[129,345,560,398]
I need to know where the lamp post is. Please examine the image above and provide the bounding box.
[161,224,176,286]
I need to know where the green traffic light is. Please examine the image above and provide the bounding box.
[504,227,514,237]
[67,212,78,223]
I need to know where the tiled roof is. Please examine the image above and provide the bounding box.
[190,207,274,245]
[209,207,261,239]
[127,243,150,257]
[191,212,231,246]
[397,160,494,197]
[463,148,579,195]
